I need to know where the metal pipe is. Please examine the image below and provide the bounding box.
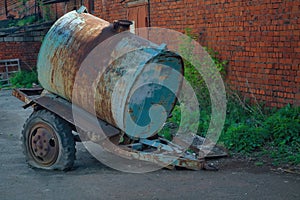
[4,0,8,17]
[147,0,151,27]
[74,0,77,10]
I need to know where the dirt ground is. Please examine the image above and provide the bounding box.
[0,89,299,200]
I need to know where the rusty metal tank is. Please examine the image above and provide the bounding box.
[37,7,184,138]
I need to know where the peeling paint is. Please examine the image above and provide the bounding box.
[37,10,184,140]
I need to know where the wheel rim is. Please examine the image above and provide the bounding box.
[28,123,59,166]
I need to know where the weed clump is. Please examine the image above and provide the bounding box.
[158,28,300,166]
[10,70,38,88]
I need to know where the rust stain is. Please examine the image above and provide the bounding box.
[37,10,184,137]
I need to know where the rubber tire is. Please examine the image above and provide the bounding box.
[21,109,75,171]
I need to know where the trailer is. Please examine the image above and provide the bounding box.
[13,88,227,171]
[12,7,227,171]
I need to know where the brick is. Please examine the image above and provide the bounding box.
[0,41,41,70]
[0,0,298,108]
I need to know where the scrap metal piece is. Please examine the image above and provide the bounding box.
[174,134,228,158]
[12,88,43,105]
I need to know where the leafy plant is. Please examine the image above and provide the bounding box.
[10,70,38,88]
[219,104,300,165]
[221,124,268,153]
[158,27,300,167]
[263,105,300,164]
[265,105,300,144]
[16,15,37,26]
[178,28,228,108]
[159,28,228,139]
[41,4,53,21]
[158,126,172,141]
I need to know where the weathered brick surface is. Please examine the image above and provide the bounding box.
[0,0,299,107]
[0,41,41,70]
[0,0,22,20]
[93,0,300,107]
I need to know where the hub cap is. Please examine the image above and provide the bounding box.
[29,123,59,166]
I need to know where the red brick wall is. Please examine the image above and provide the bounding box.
[0,0,21,20]
[92,0,299,107]
[0,0,298,107]
[0,0,75,21]
[0,41,41,70]
[93,0,127,21]
[0,0,40,20]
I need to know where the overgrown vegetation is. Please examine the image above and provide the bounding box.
[7,15,38,28]
[10,70,38,88]
[6,0,54,28]
[158,28,300,167]
[16,15,37,27]
[221,104,300,165]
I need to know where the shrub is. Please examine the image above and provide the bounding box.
[265,105,300,145]
[158,28,300,166]
[16,15,37,27]
[221,124,268,153]
[10,70,38,88]
[264,105,300,164]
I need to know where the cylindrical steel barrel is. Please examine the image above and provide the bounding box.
[37,9,184,138]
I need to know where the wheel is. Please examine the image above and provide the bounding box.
[21,109,75,170]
